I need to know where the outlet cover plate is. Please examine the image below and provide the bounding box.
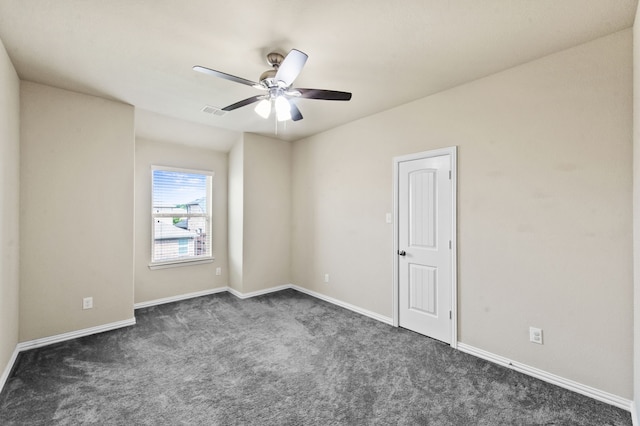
[83,297,93,310]
[529,327,543,344]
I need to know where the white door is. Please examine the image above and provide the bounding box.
[397,151,454,344]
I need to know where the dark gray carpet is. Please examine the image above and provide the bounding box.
[0,289,632,425]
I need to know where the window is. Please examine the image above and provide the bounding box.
[178,238,188,255]
[150,166,213,268]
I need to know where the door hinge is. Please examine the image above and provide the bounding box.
[449,310,452,320]
[448,170,452,180]
[449,240,452,249]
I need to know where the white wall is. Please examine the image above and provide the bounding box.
[134,138,229,303]
[242,133,291,293]
[19,82,135,341]
[2,19,634,411]
[228,134,291,294]
[0,37,20,382]
[228,137,244,292]
[292,30,633,398]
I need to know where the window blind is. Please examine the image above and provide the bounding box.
[151,167,213,264]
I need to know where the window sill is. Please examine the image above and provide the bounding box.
[148,257,214,270]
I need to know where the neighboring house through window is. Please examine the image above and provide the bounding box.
[150,166,213,268]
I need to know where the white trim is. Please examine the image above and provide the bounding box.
[227,284,292,299]
[3,288,629,417]
[150,165,213,265]
[392,154,399,328]
[2,319,136,394]
[457,342,633,412]
[631,401,638,426]
[225,283,394,325]
[1,285,392,394]
[0,346,20,393]
[134,287,228,309]
[291,285,394,325]
[151,164,215,176]
[393,146,458,347]
[148,258,214,270]
[450,147,458,348]
[16,318,136,352]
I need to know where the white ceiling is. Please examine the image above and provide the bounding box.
[0,1,636,151]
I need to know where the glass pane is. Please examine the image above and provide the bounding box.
[152,169,212,263]
[153,170,207,213]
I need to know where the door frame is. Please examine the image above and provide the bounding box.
[392,146,458,348]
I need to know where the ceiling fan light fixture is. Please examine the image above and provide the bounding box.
[254,99,271,119]
[194,48,351,125]
[275,96,291,122]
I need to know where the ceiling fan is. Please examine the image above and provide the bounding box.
[193,49,352,122]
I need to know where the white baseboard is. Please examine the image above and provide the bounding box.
[2,283,391,395]
[224,283,394,326]
[457,342,633,412]
[134,287,229,309]
[135,283,636,417]
[17,318,136,352]
[0,317,136,396]
[227,284,292,299]
[7,288,630,419]
[290,284,394,325]
[0,346,20,394]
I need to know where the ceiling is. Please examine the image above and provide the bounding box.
[0,1,637,151]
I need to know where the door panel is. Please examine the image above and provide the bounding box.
[398,154,452,343]
[409,264,437,315]
[409,169,437,248]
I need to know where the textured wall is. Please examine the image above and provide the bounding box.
[242,134,291,293]
[134,138,229,303]
[228,137,244,292]
[19,82,135,341]
[227,134,292,294]
[292,31,633,398]
[0,36,20,382]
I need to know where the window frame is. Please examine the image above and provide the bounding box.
[149,165,214,270]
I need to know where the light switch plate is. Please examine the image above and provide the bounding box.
[529,327,543,344]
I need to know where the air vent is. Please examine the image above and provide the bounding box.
[201,105,227,117]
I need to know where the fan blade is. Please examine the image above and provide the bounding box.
[274,49,308,87]
[222,95,264,111]
[193,65,260,88]
[290,103,303,121]
[297,88,352,101]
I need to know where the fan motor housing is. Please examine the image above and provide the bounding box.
[266,52,284,67]
[259,51,285,84]
[259,69,277,82]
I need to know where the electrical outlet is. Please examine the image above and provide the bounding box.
[529,327,543,344]
[83,297,93,310]
[216,267,221,276]
[324,273,330,283]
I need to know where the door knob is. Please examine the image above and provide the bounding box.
[397,250,406,256]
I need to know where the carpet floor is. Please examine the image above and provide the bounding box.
[0,289,632,425]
